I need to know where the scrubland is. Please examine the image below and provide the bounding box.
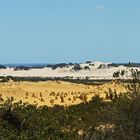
[0,76,139,139]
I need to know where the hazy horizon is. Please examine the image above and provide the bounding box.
[1,61,140,66]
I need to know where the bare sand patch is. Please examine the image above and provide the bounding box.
[0,80,127,106]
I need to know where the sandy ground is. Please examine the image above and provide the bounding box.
[0,80,127,106]
[0,61,134,79]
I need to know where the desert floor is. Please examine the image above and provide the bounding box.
[0,80,127,106]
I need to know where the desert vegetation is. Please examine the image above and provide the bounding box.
[0,65,6,69]
[47,63,74,70]
[0,69,139,139]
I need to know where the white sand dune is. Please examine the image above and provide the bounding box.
[0,61,138,79]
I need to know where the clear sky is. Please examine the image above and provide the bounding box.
[0,0,140,63]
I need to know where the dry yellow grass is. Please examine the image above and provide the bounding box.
[0,80,127,106]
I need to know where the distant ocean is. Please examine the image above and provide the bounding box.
[1,62,140,68]
[2,63,52,67]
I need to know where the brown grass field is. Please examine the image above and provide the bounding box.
[0,80,127,106]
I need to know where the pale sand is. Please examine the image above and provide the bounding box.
[0,80,127,106]
[0,61,135,79]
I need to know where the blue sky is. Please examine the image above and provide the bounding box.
[0,0,140,63]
